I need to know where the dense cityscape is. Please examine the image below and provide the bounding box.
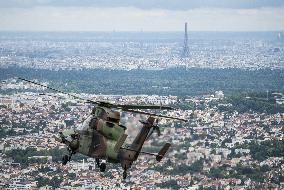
[0,32,283,70]
[0,30,283,190]
[0,76,283,189]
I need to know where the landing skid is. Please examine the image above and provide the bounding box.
[96,158,106,172]
[62,155,69,165]
[123,170,127,179]
[123,166,128,179]
[99,162,106,172]
[62,148,75,165]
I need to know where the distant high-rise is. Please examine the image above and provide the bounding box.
[182,22,190,58]
[278,32,284,41]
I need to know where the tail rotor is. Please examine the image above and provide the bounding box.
[145,118,161,140]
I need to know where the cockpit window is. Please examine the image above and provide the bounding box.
[94,107,106,118]
[95,108,101,117]
[77,115,93,130]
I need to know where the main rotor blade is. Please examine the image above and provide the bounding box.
[118,104,173,110]
[18,78,183,117]
[18,77,98,104]
[96,101,174,110]
[126,109,187,122]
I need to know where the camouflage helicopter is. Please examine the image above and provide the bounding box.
[19,78,187,179]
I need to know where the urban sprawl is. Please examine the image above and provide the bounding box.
[0,81,283,189]
[0,32,283,189]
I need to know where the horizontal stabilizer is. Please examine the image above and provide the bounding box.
[156,143,171,162]
[114,134,128,152]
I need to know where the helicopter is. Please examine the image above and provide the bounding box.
[18,77,187,179]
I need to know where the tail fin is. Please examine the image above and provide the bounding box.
[156,143,171,162]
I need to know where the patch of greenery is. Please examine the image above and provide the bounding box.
[4,147,88,167]
[2,66,284,96]
[0,128,17,138]
[218,93,284,114]
[156,180,180,190]
[36,176,63,188]
[208,164,270,183]
[236,140,284,161]
[153,159,203,176]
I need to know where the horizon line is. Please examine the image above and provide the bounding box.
[0,30,283,33]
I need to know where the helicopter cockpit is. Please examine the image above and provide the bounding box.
[77,115,93,131]
[77,107,122,131]
[92,107,120,124]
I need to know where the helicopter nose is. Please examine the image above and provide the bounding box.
[53,131,68,143]
[53,134,63,143]
[57,129,76,144]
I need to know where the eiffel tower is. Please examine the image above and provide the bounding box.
[182,22,190,58]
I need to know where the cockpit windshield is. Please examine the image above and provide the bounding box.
[77,115,93,130]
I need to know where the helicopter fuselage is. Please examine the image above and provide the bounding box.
[76,119,125,162]
[59,107,127,162]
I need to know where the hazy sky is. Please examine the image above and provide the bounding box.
[0,0,284,31]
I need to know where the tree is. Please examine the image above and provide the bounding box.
[157,180,180,190]
[50,176,62,188]
[36,176,50,188]
[208,167,225,179]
